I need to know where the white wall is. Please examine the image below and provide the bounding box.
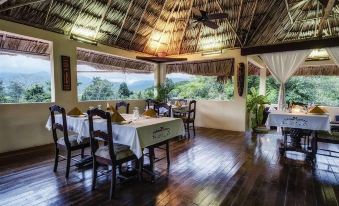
[163,49,248,132]
[0,19,153,153]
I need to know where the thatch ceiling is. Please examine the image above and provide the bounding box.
[0,0,338,55]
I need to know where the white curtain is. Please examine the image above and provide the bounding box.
[260,49,311,110]
[326,46,339,66]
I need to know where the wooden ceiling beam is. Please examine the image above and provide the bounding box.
[154,0,180,55]
[44,0,53,25]
[128,0,151,50]
[317,0,336,37]
[284,0,293,24]
[0,0,47,12]
[243,0,258,45]
[94,0,112,40]
[69,0,88,35]
[114,0,134,45]
[177,0,194,54]
[241,36,339,55]
[234,0,243,46]
[247,0,277,45]
[142,0,168,53]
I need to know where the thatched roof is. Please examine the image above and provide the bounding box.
[248,61,339,76]
[0,0,338,55]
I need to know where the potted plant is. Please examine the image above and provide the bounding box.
[247,88,270,133]
[155,78,175,103]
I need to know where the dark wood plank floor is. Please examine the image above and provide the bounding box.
[1,128,339,206]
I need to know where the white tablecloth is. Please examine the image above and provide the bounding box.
[46,114,185,158]
[266,111,331,132]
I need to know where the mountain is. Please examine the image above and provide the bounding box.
[0,71,50,87]
[128,80,154,91]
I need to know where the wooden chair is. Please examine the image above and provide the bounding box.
[182,100,197,139]
[147,103,171,170]
[49,105,90,178]
[87,108,140,200]
[313,131,339,157]
[115,101,130,114]
[154,103,172,117]
[145,99,157,109]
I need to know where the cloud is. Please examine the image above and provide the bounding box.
[0,54,51,74]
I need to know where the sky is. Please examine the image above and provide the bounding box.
[0,54,51,74]
[0,53,193,83]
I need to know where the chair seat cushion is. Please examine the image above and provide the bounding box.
[57,135,89,147]
[95,144,134,160]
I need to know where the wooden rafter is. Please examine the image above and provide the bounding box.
[177,0,194,54]
[327,19,332,35]
[142,0,168,53]
[234,0,243,47]
[94,0,112,40]
[154,0,180,55]
[314,0,320,37]
[166,0,183,54]
[243,0,258,45]
[0,0,47,12]
[44,0,54,25]
[281,2,308,42]
[318,0,336,37]
[114,0,134,45]
[285,0,294,24]
[69,0,88,35]
[216,0,243,47]
[247,0,277,45]
[128,0,151,50]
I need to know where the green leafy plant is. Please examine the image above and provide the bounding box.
[247,88,270,129]
[155,78,175,103]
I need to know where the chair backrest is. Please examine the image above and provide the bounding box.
[178,99,188,105]
[154,103,172,117]
[115,101,130,114]
[145,99,157,109]
[336,115,339,121]
[87,108,116,161]
[49,105,70,148]
[187,100,197,121]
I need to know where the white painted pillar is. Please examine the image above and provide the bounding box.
[259,67,267,95]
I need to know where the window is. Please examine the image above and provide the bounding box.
[166,58,235,101]
[0,53,51,103]
[166,73,234,100]
[76,49,155,101]
[285,76,339,106]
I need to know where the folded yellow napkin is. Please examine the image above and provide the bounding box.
[142,109,157,117]
[67,107,82,116]
[174,101,182,107]
[106,103,117,113]
[309,106,328,114]
[111,111,125,123]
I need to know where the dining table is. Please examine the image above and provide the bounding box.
[46,113,185,160]
[266,111,331,160]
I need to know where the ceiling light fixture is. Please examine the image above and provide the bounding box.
[202,50,222,57]
[70,34,97,45]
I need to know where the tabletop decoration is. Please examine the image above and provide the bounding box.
[67,107,83,116]
[143,109,157,117]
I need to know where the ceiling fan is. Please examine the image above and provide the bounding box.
[190,8,228,29]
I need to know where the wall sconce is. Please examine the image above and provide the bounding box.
[70,34,97,46]
[202,50,222,57]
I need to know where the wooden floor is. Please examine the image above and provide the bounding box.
[1,128,339,206]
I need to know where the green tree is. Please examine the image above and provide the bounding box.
[118,82,132,99]
[0,80,6,103]
[81,77,115,101]
[24,84,50,102]
[7,81,25,103]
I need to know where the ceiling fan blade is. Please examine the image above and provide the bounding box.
[203,21,219,29]
[207,13,228,20]
[192,8,202,17]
